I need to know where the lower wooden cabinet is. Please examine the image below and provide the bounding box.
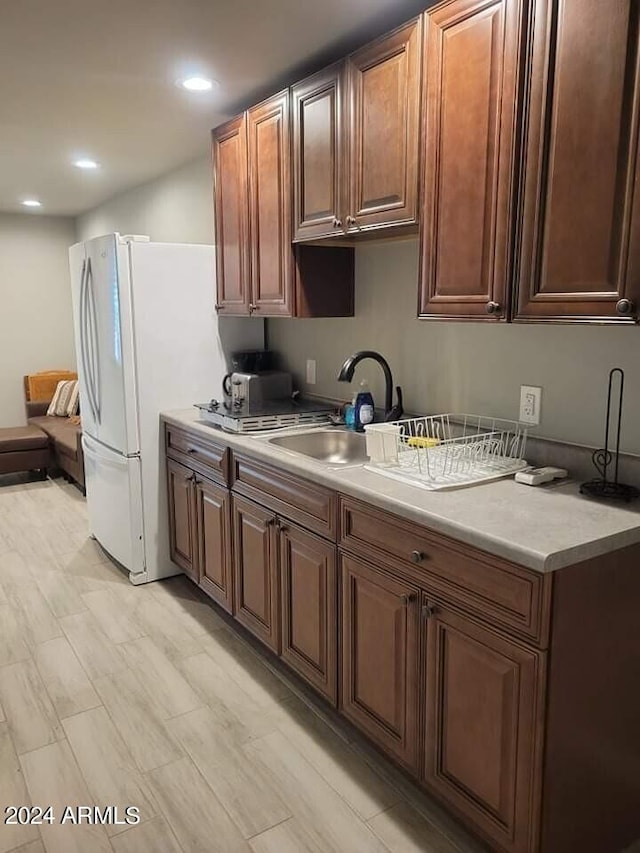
[195,477,232,614]
[340,554,420,772]
[280,523,337,703]
[422,599,544,853]
[167,458,197,582]
[232,495,280,653]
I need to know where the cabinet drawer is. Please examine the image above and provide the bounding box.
[232,454,337,539]
[339,497,550,646]
[165,425,229,485]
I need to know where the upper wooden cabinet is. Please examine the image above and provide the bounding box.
[213,92,354,318]
[419,0,524,320]
[292,19,423,241]
[348,18,422,233]
[515,0,640,323]
[292,63,346,241]
[212,115,250,315]
[247,91,292,316]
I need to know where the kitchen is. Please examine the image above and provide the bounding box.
[1,3,640,850]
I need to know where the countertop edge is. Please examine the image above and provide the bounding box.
[161,410,640,574]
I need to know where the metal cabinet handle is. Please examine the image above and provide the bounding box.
[616,298,635,316]
[346,215,358,227]
[279,524,289,534]
[486,301,501,315]
[333,217,342,228]
[214,303,222,312]
[410,550,425,564]
[422,602,439,619]
[266,517,278,528]
[400,592,417,606]
[249,303,257,313]
[187,448,198,454]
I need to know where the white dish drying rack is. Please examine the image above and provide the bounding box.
[364,414,529,491]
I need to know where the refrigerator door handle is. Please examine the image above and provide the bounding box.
[85,257,102,424]
[78,258,97,423]
[82,434,131,466]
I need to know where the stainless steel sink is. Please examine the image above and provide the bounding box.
[267,429,368,465]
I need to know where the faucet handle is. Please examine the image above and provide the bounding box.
[385,386,404,422]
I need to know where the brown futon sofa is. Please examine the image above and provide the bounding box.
[24,376,85,493]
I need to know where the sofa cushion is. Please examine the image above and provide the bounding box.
[29,416,80,461]
[0,426,49,453]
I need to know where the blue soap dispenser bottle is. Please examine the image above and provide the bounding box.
[354,379,374,432]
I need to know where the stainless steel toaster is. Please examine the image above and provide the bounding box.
[229,371,293,407]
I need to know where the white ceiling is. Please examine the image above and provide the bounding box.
[0,0,429,217]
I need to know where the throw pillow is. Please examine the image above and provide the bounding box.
[66,380,80,416]
[47,380,78,417]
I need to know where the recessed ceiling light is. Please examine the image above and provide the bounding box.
[180,76,214,92]
[21,199,42,208]
[74,158,99,170]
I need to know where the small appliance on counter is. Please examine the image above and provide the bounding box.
[222,371,293,409]
[195,397,335,433]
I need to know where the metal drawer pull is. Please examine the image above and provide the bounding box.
[400,592,417,606]
[486,300,501,314]
[187,448,198,454]
[616,298,635,316]
[410,550,425,563]
[422,602,439,619]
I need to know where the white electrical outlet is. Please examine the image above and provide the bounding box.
[306,359,317,385]
[519,385,542,425]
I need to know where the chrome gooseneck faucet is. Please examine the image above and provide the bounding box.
[337,350,403,422]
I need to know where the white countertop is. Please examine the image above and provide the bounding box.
[162,409,640,574]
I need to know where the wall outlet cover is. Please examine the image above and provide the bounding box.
[306,359,317,385]
[519,385,542,425]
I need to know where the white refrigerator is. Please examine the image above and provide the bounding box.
[69,233,263,584]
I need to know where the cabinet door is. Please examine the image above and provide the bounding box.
[280,523,337,704]
[292,62,347,241]
[195,477,232,614]
[419,0,523,319]
[247,91,293,316]
[167,459,197,582]
[232,495,279,652]
[423,601,544,853]
[347,18,422,232]
[516,0,640,322]
[212,115,250,315]
[340,555,420,772]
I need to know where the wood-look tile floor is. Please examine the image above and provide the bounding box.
[0,474,485,853]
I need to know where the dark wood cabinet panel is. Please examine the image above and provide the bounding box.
[247,91,293,316]
[420,0,523,320]
[423,601,544,853]
[516,0,640,322]
[280,524,337,703]
[348,18,422,232]
[232,454,337,539]
[339,496,551,647]
[165,425,229,486]
[340,554,420,772]
[232,495,280,652]
[196,477,233,614]
[212,115,250,315]
[167,458,197,582]
[292,62,347,241]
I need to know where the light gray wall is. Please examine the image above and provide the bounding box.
[269,239,640,455]
[0,213,77,427]
[76,156,213,244]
